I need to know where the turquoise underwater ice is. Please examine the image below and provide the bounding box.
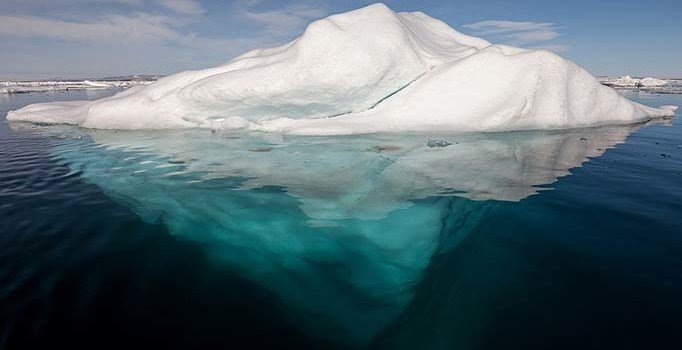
[38,123,651,346]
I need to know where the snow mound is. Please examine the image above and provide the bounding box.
[7,3,676,134]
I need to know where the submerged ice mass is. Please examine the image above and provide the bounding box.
[7,3,676,133]
[13,118,658,346]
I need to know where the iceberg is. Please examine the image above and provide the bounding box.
[7,3,676,134]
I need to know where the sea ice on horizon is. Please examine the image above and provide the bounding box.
[6,3,678,134]
[600,75,669,88]
[0,79,156,94]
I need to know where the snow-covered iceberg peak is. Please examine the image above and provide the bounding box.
[7,3,677,133]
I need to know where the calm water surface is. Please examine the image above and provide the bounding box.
[1,89,681,349]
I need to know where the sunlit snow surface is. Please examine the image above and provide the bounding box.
[7,4,676,133]
[8,116,670,345]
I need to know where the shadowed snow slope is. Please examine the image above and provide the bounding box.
[7,3,677,133]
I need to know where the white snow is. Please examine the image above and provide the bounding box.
[6,3,677,133]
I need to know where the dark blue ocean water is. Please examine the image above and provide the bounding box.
[1,90,681,349]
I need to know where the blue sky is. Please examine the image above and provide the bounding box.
[1,0,680,79]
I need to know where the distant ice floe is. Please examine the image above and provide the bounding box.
[599,76,682,94]
[604,75,668,87]
[7,3,676,133]
[0,77,158,94]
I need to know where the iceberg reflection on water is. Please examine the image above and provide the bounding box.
[8,119,665,346]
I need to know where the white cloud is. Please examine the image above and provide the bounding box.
[156,0,206,16]
[0,10,260,53]
[0,0,331,78]
[117,0,145,5]
[0,14,182,44]
[0,0,326,45]
[463,20,563,45]
[529,44,571,53]
[464,20,557,34]
[236,1,328,37]
[2,0,206,15]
